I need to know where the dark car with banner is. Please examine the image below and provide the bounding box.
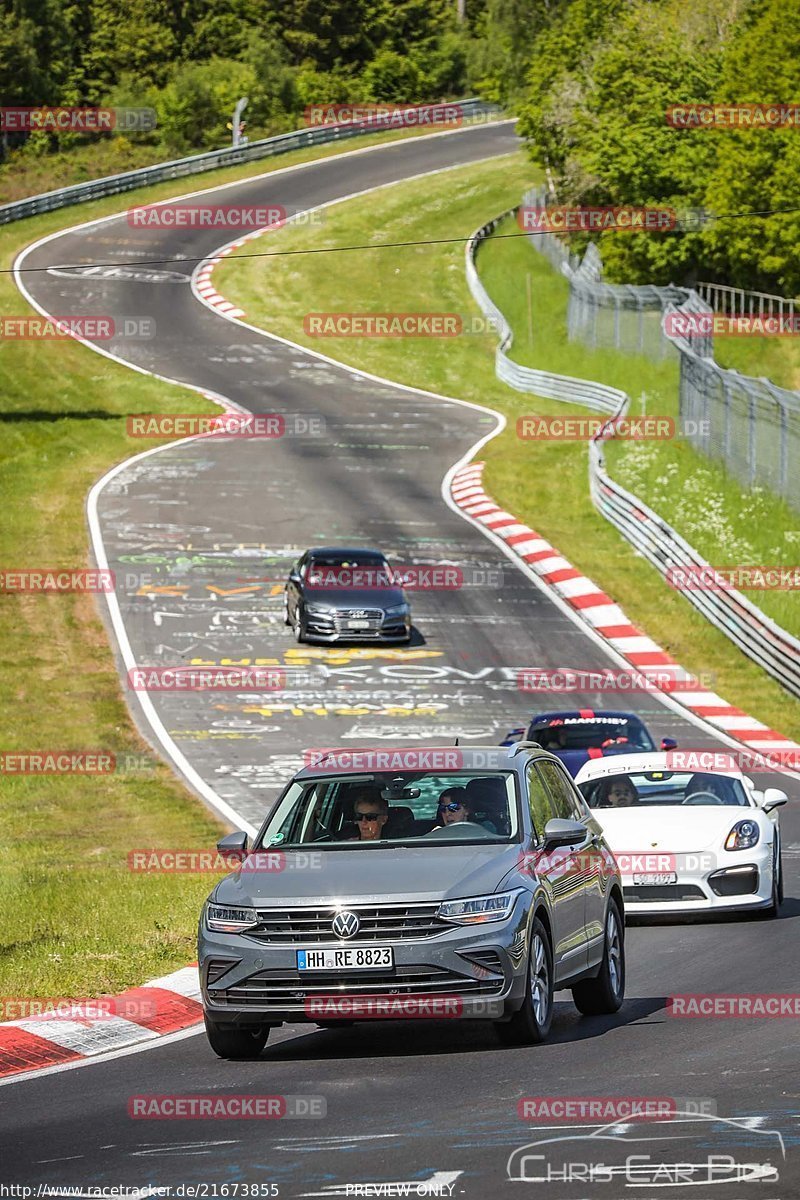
[501,709,676,777]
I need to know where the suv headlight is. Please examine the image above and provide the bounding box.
[205,903,259,933]
[304,603,332,617]
[437,890,520,924]
[724,819,760,851]
[385,603,409,617]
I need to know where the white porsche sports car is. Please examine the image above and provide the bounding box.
[574,752,787,916]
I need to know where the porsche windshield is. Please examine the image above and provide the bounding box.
[579,770,749,809]
[256,772,519,848]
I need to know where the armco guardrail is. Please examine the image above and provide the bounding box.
[465,212,626,416]
[466,207,800,700]
[0,99,499,226]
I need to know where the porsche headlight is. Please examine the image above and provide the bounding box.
[205,903,259,932]
[724,819,760,851]
[437,891,520,924]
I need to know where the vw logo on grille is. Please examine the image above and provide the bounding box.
[332,910,360,939]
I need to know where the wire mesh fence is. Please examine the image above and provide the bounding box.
[522,187,686,361]
[521,187,800,511]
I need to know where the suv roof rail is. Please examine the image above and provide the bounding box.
[508,740,542,758]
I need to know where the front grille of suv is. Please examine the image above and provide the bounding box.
[209,964,504,1009]
[249,902,447,944]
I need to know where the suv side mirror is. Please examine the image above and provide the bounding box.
[660,737,677,750]
[542,817,586,850]
[762,788,788,813]
[217,830,249,857]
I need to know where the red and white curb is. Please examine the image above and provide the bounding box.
[0,965,201,1079]
[451,462,800,764]
[194,251,245,318]
[196,223,278,318]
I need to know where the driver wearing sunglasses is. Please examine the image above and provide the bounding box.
[350,789,389,841]
[433,786,471,828]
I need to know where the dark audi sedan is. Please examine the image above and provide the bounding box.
[284,546,411,643]
[199,743,625,1059]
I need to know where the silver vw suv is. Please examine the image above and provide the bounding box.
[198,744,625,1058]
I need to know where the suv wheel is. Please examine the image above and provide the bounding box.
[204,1015,270,1060]
[293,609,306,643]
[495,916,553,1045]
[572,900,625,1015]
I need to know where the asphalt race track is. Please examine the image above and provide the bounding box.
[4,122,799,1197]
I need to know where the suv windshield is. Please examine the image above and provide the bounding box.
[579,770,749,808]
[528,716,654,752]
[256,771,519,848]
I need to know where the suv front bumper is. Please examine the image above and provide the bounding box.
[199,910,530,1025]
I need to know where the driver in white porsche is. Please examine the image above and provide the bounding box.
[597,776,640,808]
[684,773,735,803]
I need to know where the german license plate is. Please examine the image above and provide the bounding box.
[633,872,678,885]
[347,619,371,629]
[297,946,393,971]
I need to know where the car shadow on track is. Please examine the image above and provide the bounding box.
[259,996,666,1062]
[625,895,800,926]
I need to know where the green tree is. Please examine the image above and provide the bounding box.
[361,49,424,101]
[156,58,258,152]
[702,0,800,293]
[83,0,180,94]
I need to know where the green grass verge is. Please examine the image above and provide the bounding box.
[0,121,458,999]
[714,327,800,391]
[215,154,800,742]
